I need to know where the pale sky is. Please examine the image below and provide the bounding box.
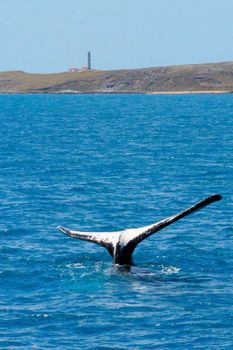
[0,0,233,73]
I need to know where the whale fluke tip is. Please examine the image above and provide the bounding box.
[57,226,71,235]
[211,194,222,202]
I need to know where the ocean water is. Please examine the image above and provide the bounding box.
[0,93,232,349]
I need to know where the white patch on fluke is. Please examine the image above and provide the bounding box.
[119,223,159,248]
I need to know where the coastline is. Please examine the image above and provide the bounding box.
[148,90,231,95]
[0,90,231,95]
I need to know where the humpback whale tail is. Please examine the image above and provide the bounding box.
[57,194,222,265]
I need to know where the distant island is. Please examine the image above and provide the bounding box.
[1,61,233,94]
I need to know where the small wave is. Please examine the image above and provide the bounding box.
[65,262,85,269]
[161,265,181,275]
[33,313,52,319]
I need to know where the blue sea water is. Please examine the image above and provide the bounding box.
[0,93,232,349]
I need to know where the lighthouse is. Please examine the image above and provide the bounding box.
[87,52,91,70]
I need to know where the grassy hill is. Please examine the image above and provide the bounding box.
[1,61,233,93]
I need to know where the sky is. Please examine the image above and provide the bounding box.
[0,0,233,73]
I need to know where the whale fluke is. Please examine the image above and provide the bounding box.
[57,225,120,257]
[57,194,222,265]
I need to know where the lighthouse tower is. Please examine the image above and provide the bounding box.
[87,52,91,70]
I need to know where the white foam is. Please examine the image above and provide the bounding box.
[161,265,181,275]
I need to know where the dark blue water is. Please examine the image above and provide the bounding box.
[0,94,232,349]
